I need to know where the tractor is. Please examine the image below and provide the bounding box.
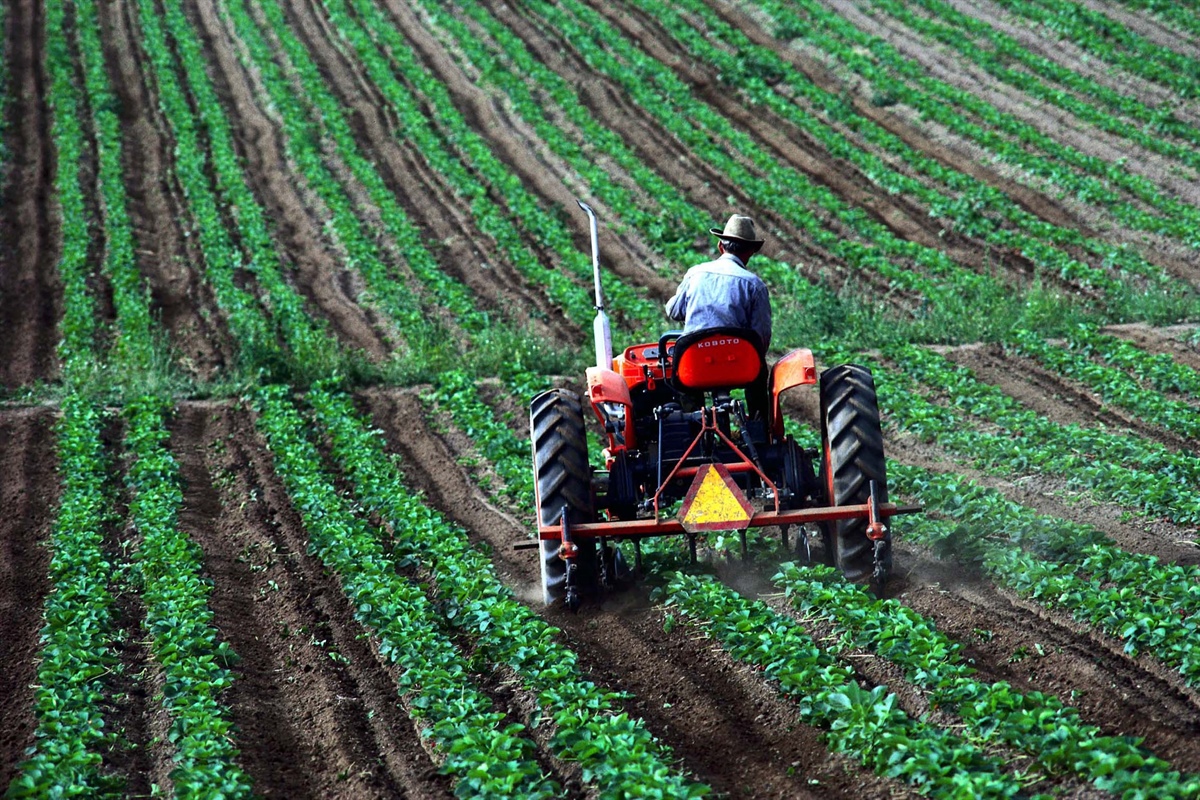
[526,203,918,609]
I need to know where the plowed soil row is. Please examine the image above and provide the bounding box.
[100,0,233,378]
[6,0,1200,795]
[819,0,1200,277]
[169,401,453,799]
[401,373,1200,795]
[274,0,578,342]
[0,408,56,788]
[0,0,59,390]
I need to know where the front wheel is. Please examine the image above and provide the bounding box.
[530,389,597,606]
[819,364,890,584]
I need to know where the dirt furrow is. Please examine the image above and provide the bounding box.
[183,0,392,361]
[0,408,57,787]
[379,0,678,301]
[101,0,232,378]
[475,0,911,307]
[944,343,1196,453]
[172,400,452,799]
[1103,322,1200,374]
[827,0,1200,212]
[366,387,915,800]
[890,550,1200,770]
[594,0,1066,292]
[0,0,60,389]
[277,0,580,341]
[86,415,159,796]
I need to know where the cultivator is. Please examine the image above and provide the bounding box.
[524,202,919,609]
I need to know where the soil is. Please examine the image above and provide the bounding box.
[3,0,1200,796]
[0,0,60,390]
[0,407,57,788]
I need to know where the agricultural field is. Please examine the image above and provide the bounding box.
[4,0,1200,796]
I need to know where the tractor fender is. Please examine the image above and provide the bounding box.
[586,366,636,452]
[770,349,818,440]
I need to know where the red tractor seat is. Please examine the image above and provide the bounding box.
[671,327,766,393]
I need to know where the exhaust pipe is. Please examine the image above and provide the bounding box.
[577,200,613,370]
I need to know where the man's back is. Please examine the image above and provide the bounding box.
[665,254,772,352]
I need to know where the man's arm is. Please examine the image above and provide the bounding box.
[665,272,691,321]
[752,283,772,353]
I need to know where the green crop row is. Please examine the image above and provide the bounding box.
[773,561,1198,797]
[219,0,484,348]
[875,0,1200,168]
[8,398,120,798]
[889,462,1200,616]
[321,0,662,334]
[7,7,126,791]
[875,344,1200,525]
[44,0,97,374]
[897,468,1200,690]
[1057,325,1200,398]
[529,0,1007,314]
[1006,329,1200,439]
[122,397,251,797]
[634,0,1165,299]
[411,0,848,347]
[252,385,558,798]
[750,0,1200,248]
[74,0,157,372]
[137,0,347,381]
[1108,0,1200,38]
[130,0,277,372]
[661,572,1024,798]
[428,370,536,505]
[306,383,709,798]
[992,0,1200,100]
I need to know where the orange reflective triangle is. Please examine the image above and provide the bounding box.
[678,463,754,533]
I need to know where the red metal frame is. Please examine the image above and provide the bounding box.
[536,403,918,540]
[650,406,780,516]
[538,502,917,540]
[545,340,915,544]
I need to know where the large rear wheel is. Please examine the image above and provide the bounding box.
[530,389,597,606]
[819,364,890,584]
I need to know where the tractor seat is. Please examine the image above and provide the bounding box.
[671,327,765,394]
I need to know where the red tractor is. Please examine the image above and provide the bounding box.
[528,203,917,609]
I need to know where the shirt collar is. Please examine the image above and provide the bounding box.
[719,252,746,269]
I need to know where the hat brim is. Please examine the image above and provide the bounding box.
[709,227,764,246]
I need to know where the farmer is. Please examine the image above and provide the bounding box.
[665,214,772,418]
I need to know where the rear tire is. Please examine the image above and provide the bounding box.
[530,389,597,605]
[819,364,890,583]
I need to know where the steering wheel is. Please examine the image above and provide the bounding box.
[657,330,683,374]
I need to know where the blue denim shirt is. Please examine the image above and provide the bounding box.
[665,253,772,352]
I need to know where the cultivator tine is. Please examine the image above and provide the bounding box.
[559,505,582,612]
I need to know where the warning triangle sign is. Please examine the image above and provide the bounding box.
[677,463,754,533]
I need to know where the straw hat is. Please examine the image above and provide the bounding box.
[709,214,764,247]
